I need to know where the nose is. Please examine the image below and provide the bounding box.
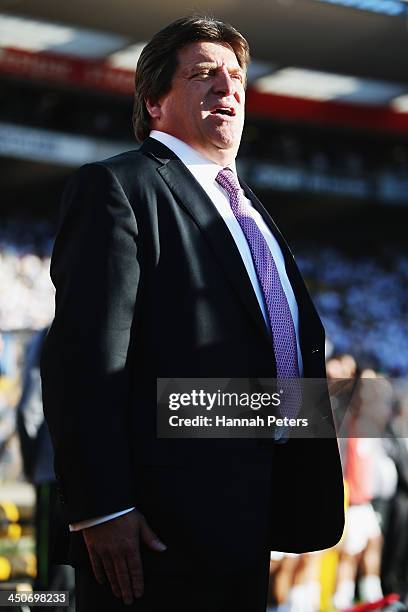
[212,66,236,97]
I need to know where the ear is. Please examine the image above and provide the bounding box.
[145,98,162,120]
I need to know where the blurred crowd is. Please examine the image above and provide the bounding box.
[297,248,408,376]
[0,223,407,610]
[1,223,407,374]
[0,221,54,331]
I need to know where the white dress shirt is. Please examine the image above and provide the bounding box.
[70,130,303,531]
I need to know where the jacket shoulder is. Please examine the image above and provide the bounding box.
[96,148,159,175]
[67,149,161,204]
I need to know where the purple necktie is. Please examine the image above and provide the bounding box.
[216,167,301,420]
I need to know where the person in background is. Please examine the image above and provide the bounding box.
[382,394,408,604]
[333,369,396,609]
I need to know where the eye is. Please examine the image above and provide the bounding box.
[191,70,211,79]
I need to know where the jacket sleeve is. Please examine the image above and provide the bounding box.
[40,162,140,523]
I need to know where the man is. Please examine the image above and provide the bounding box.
[41,15,344,612]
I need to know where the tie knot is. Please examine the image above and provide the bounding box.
[216,167,241,196]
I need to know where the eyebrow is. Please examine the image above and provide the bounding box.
[188,62,244,76]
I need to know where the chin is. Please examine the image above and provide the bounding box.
[216,141,240,158]
[211,130,239,148]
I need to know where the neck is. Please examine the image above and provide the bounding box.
[149,129,237,166]
[190,142,237,166]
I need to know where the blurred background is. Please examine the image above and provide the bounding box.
[0,0,407,610]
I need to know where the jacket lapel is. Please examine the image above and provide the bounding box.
[140,138,270,342]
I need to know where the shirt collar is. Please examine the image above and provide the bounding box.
[149,130,237,182]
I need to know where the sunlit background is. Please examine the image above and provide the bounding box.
[0,0,407,609]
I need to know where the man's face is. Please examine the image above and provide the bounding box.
[147,41,246,165]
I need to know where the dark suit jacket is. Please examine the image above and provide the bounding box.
[40,137,344,569]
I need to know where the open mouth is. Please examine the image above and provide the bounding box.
[210,107,236,117]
